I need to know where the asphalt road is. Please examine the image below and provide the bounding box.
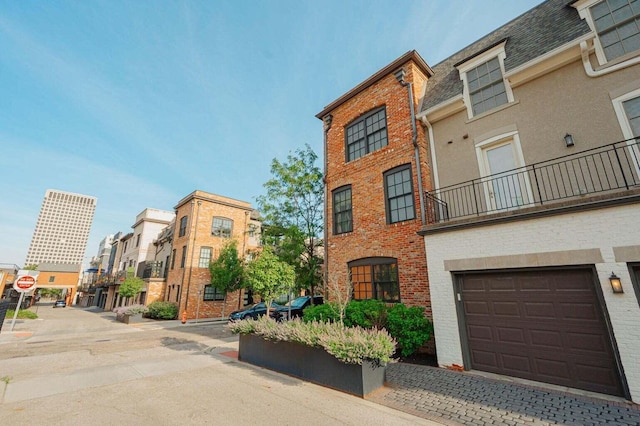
[0,303,436,425]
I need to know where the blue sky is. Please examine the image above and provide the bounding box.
[0,0,541,267]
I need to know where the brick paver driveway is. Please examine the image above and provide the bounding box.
[369,363,640,425]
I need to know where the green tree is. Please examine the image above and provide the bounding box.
[256,144,324,298]
[245,247,295,311]
[23,264,38,270]
[209,239,245,317]
[118,277,145,306]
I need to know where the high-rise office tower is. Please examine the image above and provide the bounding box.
[25,189,97,265]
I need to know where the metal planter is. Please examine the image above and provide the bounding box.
[238,333,386,397]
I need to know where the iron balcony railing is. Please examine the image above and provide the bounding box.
[425,138,640,223]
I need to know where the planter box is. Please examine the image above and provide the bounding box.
[238,334,386,397]
[116,313,144,324]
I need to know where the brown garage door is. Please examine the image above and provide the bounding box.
[459,268,624,397]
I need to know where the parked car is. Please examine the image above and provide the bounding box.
[228,301,281,321]
[271,296,323,321]
[53,300,66,308]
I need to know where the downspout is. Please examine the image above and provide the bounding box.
[580,40,640,77]
[322,114,332,296]
[182,199,201,315]
[420,115,440,191]
[395,68,426,225]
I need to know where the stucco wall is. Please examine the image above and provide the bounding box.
[424,203,640,402]
[429,59,640,188]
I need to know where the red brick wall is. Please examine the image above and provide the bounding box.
[324,60,433,316]
[165,191,258,320]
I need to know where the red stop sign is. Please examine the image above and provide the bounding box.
[15,275,36,291]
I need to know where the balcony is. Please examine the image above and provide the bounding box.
[142,261,165,279]
[425,138,640,225]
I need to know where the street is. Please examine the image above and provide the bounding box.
[0,304,434,425]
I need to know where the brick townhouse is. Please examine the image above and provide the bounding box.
[316,51,434,317]
[165,190,262,320]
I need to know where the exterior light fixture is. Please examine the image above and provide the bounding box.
[564,133,575,147]
[609,272,623,294]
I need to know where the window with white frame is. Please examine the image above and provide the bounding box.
[457,42,514,118]
[590,0,640,61]
[575,0,640,64]
[613,89,640,137]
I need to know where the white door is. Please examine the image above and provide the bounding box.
[483,141,525,210]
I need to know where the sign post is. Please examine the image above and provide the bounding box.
[10,272,39,332]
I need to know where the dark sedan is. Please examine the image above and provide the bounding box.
[228,302,281,321]
[53,300,66,308]
[271,296,323,321]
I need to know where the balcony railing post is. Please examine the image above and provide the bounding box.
[532,164,543,205]
[613,145,630,190]
[472,181,480,216]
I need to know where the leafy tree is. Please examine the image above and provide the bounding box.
[209,239,245,317]
[23,264,38,270]
[244,247,295,312]
[118,276,145,306]
[256,144,324,298]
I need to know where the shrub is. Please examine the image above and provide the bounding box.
[113,304,148,316]
[302,303,340,323]
[146,301,179,320]
[386,304,433,357]
[344,299,387,329]
[227,316,396,366]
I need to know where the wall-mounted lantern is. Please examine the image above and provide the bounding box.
[564,133,575,147]
[609,272,623,294]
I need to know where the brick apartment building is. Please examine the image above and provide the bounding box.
[316,51,434,314]
[165,190,261,320]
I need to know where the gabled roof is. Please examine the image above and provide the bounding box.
[420,0,591,113]
[316,50,433,119]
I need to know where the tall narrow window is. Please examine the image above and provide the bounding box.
[212,217,233,238]
[384,165,415,224]
[199,247,212,268]
[136,234,141,247]
[346,107,388,162]
[179,216,188,237]
[333,186,353,234]
[171,249,176,270]
[180,245,187,268]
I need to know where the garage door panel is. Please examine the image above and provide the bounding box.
[523,301,556,319]
[496,327,526,344]
[529,329,562,349]
[461,269,624,397]
[565,332,608,352]
[501,353,532,374]
[467,324,493,341]
[471,349,498,369]
[558,302,600,320]
[464,300,490,315]
[492,301,520,317]
[534,358,571,380]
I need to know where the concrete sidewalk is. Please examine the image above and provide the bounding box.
[0,335,437,426]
